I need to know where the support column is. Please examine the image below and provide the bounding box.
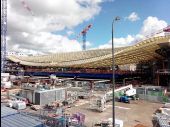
[162,60,165,70]
[168,57,170,70]
[90,81,94,90]
[167,46,170,69]
[157,74,160,86]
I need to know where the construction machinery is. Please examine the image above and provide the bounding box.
[89,85,137,112]
[117,84,137,103]
[76,24,92,50]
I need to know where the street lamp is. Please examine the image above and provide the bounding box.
[112,16,120,127]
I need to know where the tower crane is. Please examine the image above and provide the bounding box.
[1,0,34,74]
[76,24,92,50]
[20,0,34,16]
[134,25,170,44]
[163,25,170,32]
[1,0,7,73]
[145,25,170,38]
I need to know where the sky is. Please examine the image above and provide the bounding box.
[6,0,170,55]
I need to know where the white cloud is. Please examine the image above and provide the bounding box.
[9,32,82,55]
[67,31,74,36]
[140,16,167,36]
[127,12,140,22]
[7,0,110,54]
[99,16,168,48]
[78,41,92,50]
[6,36,11,41]
[86,41,92,47]
[99,35,135,49]
[22,32,29,37]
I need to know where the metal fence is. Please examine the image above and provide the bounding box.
[136,86,170,103]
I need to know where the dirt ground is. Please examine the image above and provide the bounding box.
[65,99,163,127]
[3,95,163,127]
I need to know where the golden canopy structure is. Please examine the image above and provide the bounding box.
[8,35,170,68]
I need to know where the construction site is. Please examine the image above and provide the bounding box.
[1,0,170,127]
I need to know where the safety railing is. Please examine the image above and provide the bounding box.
[156,69,170,74]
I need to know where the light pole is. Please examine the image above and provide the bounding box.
[112,16,120,127]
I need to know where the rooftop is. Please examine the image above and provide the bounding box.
[7,36,170,68]
[1,106,44,127]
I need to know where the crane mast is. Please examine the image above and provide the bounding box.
[1,0,7,73]
[77,24,92,50]
[82,31,86,50]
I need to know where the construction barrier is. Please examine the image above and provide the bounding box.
[136,86,169,103]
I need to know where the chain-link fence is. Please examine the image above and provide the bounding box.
[136,86,169,103]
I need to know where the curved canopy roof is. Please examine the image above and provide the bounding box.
[8,35,170,68]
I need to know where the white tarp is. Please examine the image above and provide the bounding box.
[1,73,10,77]
[104,118,124,127]
[164,103,170,108]
[1,81,13,88]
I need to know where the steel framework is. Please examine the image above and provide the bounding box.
[1,0,7,73]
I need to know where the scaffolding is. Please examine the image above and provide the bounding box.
[153,113,170,127]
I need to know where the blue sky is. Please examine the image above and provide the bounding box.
[69,0,170,48]
[8,0,170,54]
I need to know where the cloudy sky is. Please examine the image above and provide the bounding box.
[6,0,170,55]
